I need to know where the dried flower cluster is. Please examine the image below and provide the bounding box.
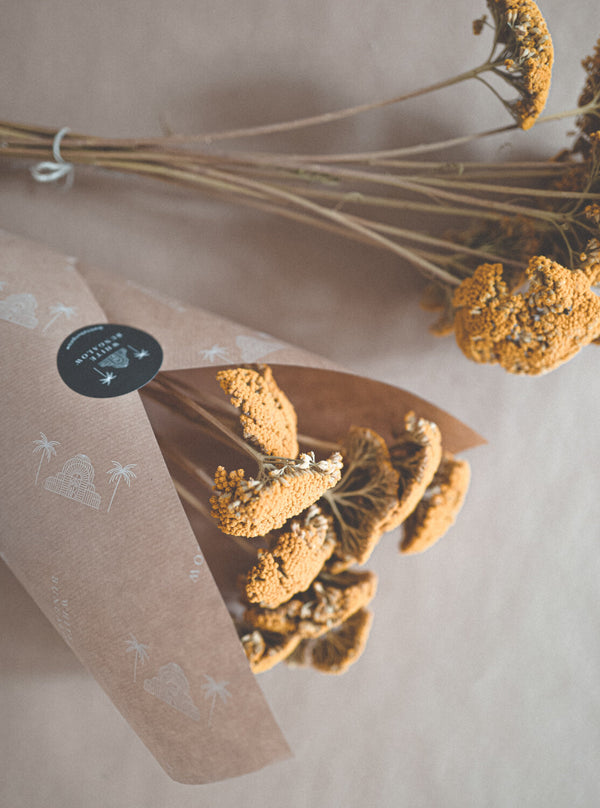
[453,257,600,373]
[486,0,553,130]
[2,1,594,376]
[143,365,472,675]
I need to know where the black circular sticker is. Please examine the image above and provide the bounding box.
[57,324,163,398]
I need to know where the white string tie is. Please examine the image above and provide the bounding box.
[30,127,74,187]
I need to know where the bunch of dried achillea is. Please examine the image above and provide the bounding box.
[141,365,470,675]
[2,0,600,375]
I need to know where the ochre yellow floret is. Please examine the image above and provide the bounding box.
[245,506,336,608]
[325,427,400,572]
[488,0,553,129]
[287,608,374,674]
[216,365,298,458]
[577,37,600,142]
[453,257,600,374]
[401,454,471,555]
[244,569,377,640]
[240,628,302,674]
[210,454,343,537]
[384,412,443,529]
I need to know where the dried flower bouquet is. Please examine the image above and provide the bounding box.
[2,0,599,374]
[141,364,471,675]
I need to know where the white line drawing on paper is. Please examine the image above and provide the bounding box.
[0,292,39,329]
[99,347,130,369]
[199,344,230,363]
[106,461,137,512]
[125,634,150,682]
[189,552,204,582]
[44,454,102,509]
[235,333,286,362]
[32,432,60,485]
[127,345,149,360]
[201,675,231,726]
[51,575,73,646]
[93,368,117,386]
[42,303,77,333]
[144,663,201,721]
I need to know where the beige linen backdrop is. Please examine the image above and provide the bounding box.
[2,1,600,806]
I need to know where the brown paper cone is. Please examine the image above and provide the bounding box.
[0,229,484,784]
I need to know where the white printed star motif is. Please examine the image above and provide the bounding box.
[199,344,230,363]
[95,369,116,386]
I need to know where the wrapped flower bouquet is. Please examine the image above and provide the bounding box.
[0,230,482,783]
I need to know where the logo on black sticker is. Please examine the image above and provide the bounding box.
[57,324,163,398]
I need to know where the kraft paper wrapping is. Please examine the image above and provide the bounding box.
[0,229,484,784]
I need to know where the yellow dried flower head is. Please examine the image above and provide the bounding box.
[244,569,377,640]
[576,37,600,143]
[384,412,443,530]
[486,0,553,130]
[580,238,600,286]
[401,454,471,555]
[245,505,336,608]
[324,427,400,572]
[453,257,600,374]
[240,628,302,674]
[210,452,343,537]
[286,608,374,675]
[584,203,600,227]
[216,365,298,458]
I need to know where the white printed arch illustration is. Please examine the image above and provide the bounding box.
[44,454,102,510]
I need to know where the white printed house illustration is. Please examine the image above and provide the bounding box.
[99,347,130,369]
[144,662,201,721]
[0,292,39,329]
[44,454,102,510]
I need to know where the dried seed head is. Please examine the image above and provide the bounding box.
[240,628,302,674]
[401,454,471,555]
[453,258,600,374]
[286,608,374,674]
[244,569,377,640]
[487,0,554,129]
[245,505,336,608]
[210,453,343,537]
[217,364,298,458]
[324,427,401,572]
[384,412,443,530]
[576,37,600,146]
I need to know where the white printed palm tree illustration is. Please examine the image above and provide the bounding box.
[32,432,60,484]
[201,675,231,725]
[127,344,149,359]
[125,634,149,682]
[106,461,137,512]
[42,303,77,332]
[95,369,117,386]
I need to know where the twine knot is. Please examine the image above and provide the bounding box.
[30,127,74,186]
